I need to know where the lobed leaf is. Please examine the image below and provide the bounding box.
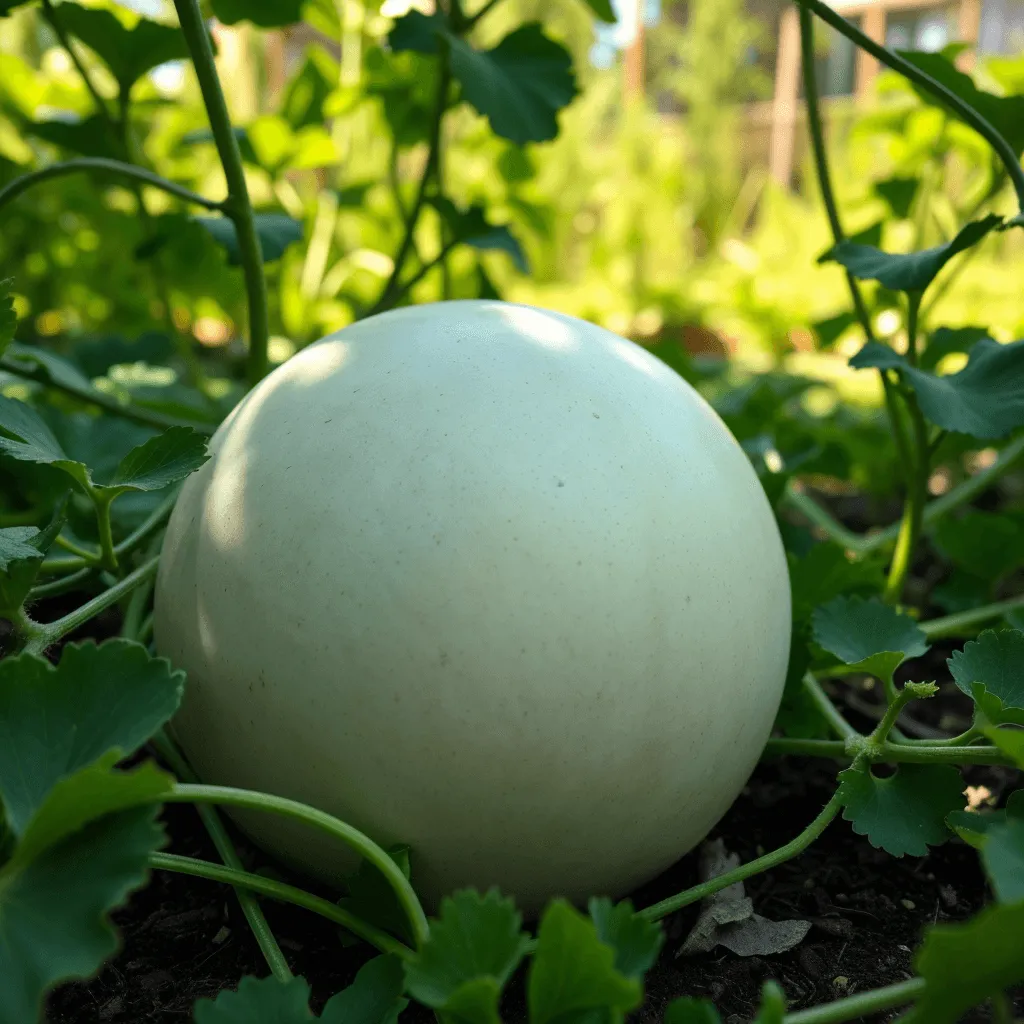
[0,640,183,836]
[0,495,68,616]
[821,215,1002,294]
[405,889,529,1024]
[837,762,964,857]
[527,900,641,1024]
[588,897,664,980]
[102,426,209,495]
[948,630,1024,726]
[933,512,1024,583]
[320,956,407,1024]
[0,395,92,489]
[811,595,928,684]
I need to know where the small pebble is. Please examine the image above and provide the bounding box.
[901,899,916,911]
[803,877,815,889]
[833,976,850,990]
[835,893,849,904]
[212,926,231,944]
[939,884,957,909]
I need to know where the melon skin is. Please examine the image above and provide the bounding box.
[154,299,791,912]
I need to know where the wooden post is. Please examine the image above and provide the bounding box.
[769,5,801,186]
[624,0,646,101]
[855,3,886,97]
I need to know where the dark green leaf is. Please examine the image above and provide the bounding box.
[448,24,578,145]
[405,889,529,1024]
[837,762,964,857]
[0,0,33,14]
[580,0,616,22]
[664,998,722,1024]
[0,494,67,617]
[820,215,1002,293]
[812,595,928,683]
[210,0,304,27]
[340,845,415,944]
[848,221,884,248]
[850,336,1024,439]
[948,630,1024,726]
[0,640,183,835]
[873,176,919,219]
[933,512,1024,582]
[102,426,209,495]
[789,544,886,622]
[810,310,857,350]
[0,395,92,489]
[431,198,528,272]
[53,5,189,88]
[194,976,315,1022]
[0,278,14,358]
[72,332,175,379]
[919,326,990,372]
[195,214,304,265]
[588,898,664,980]
[0,798,165,1024]
[901,900,1024,1023]
[986,724,1024,768]
[982,793,1024,903]
[321,956,406,1024]
[527,900,641,1024]
[388,10,444,55]
[5,341,101,396]
[899,49,1024,157]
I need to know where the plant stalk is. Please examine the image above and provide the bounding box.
[172,0,270,388]
[783,978,925,1024]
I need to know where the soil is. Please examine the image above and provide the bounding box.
[37,485,1024,1023]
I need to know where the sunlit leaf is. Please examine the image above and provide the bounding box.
[579,0,616,21]
[281,47,338,130]
[99,425,209,495]
[850,337,1024,440]
[821,215,1002,294]
[873,176,919,219]
[430,197,528,272]
[837,762,964,857]
[448,24,578,144]
[388,9,444,54]
[810,310,857,350]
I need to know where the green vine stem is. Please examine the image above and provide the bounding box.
[762,737,1013,766]
[21,555,159,655]
[172,0,270,389]
[0,354,213,433]
[803,673,859,740]
[369,61,452,317]
[922,594,1024,639]
[41,487,181,577]
[151,731,292,981]
[29,566,95,599]
[0,158,224,219]
[639,790,845,922]
[164,784,431,949]
[148,852,415,961]
[783,978,926,1024]
[797,0,1024,213]
[89,489,119,571]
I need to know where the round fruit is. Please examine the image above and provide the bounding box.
[154,300,791,912]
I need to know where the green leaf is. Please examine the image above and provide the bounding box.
[948,630,1024,726]
[850,336,1024,440]
[810,310,857,350]
[27,114,123,160]
[0,395,92,490]
[527,900,642,1024]
[340,845,415,944]
[0,494,68,617]
[837,762,964,857]
[899,49,1024,157]
[0,798,165,1024]
[210,0,304,27]
[752,981,786,1024]
[0,278,14,358]
[811,595,928,683]
[901,900,1024,1023]
[982,793,1024,904]
[580,0,616,21]
[873,176,919,219]
[985,724,1024,768]
[0,0,33,15]
[919,326,990,372]
[587,898,664,980]
[405,889,530,1024]
[664,998,722,1024]
[195,213,304,265]
[5,341,102,396]
[388,9,444,54]
[101,425,209,495]
[933,511,1024,582]
[52,5,189,89]
[448,24,578,145]
[789,544,886,622]
[281,48,338,130]
[0,640,183,835]
[430,198,528,272]
[321,956,407,1024]
[194,976,315,1022]
[820,215,1002,294]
